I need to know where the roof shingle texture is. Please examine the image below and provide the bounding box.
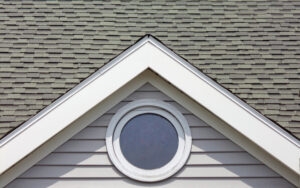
[0,1,299,139]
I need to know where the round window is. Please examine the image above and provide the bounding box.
[106,99,191,182]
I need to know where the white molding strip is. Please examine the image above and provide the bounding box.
[0,35,299,186]
[0,36,150,147]
[148,35,300,148]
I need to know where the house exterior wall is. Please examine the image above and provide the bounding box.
[7,84,294,188]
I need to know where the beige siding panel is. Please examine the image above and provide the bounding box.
[191,140,244,152]
[191,127,226,139]
[89,114,112,127]
[72,127,107,140]
[187,153,260,165]
[72,127,225,140]
[55,140,107,153]
[19,165,279,179]
[185,114,209,127]
[37,152,259,166]
[54,139,243,153]
[89,114,207,127]
[167,101,191,114]
[105,101,129,114]
[8,84,295,187]
[20,166,123,178]
[126,91,171,101]
[7,178,295,188]
[176,165,280,178]
[37,153,112,166]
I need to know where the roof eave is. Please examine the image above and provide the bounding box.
[0,35,299,186]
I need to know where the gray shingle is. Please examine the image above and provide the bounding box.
[0,0,299,139]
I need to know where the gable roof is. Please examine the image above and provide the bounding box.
[0,35,299,187]
[0,1,299,140]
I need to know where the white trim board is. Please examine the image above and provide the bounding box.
[0,35,299,186]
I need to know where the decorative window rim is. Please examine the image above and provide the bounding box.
[106,99,192,182]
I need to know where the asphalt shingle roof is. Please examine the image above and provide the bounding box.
[0,0,299,139]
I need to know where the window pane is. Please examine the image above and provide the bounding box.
[120,113,178,169]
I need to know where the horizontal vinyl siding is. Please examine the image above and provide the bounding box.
[37,152,260,166]
[71,127,226,140]
[53,139,244,153]
[19,165,280,179]
[7,178,295,188]
[7,84,295,188]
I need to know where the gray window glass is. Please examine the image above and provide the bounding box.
[120,113,178,169]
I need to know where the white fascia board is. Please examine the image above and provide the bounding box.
[144,37,300,175]
[0,35,299,177]
[0,37,152,175]
[149,35,300,147]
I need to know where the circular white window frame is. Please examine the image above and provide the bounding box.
[106,99,192,182]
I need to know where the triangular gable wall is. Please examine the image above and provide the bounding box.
[7,83,294,188]
[0,36,299,187]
